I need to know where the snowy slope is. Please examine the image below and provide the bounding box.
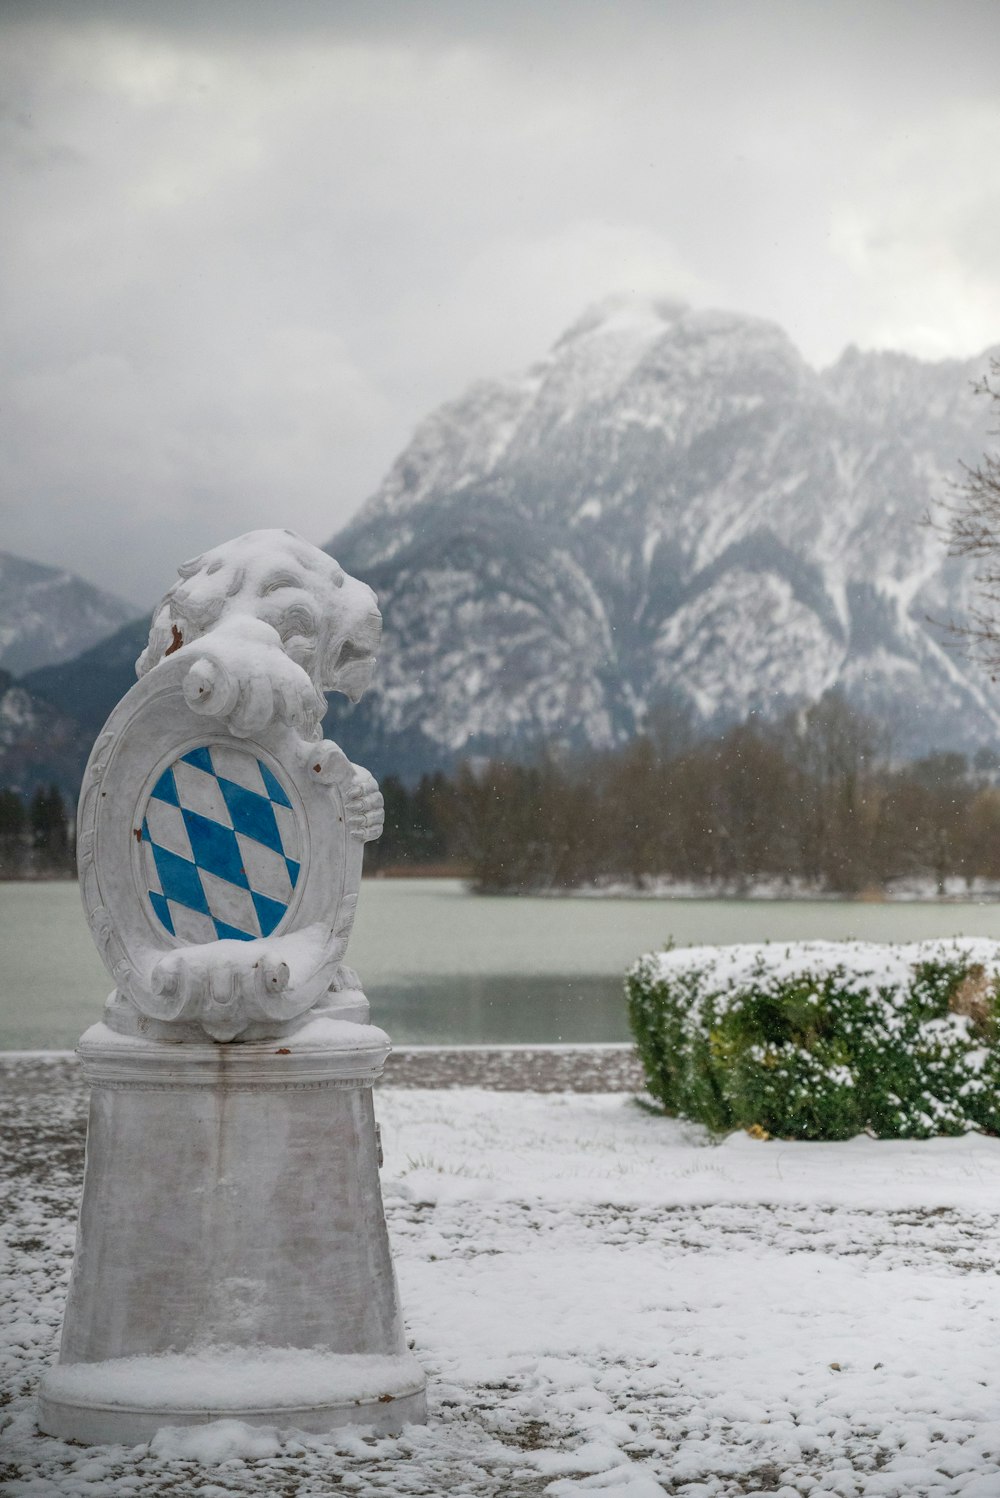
[329,299,1000,772]
[0,551,136,677]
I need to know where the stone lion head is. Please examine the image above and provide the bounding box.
[137,528,381,703]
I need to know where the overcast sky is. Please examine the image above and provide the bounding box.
[3,0,1000,607]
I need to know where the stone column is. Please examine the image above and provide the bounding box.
[39,1018,424,1444]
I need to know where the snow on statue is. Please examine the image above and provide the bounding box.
[39,528,426,1444]
[138,528,383,729]
[79,528,385,1042]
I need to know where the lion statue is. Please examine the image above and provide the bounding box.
[138,528,382,739]
[138,528,383,839]
[122,528,384,1035]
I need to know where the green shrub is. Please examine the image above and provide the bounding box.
[626,939,1000,1140]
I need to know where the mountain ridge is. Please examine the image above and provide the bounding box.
[4,300,999,796]
[0,551,138,678]
[326,298,1000,773]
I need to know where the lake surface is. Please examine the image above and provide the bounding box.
[3,878,1000,1049]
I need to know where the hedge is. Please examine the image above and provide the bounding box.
[626,939,1000,1140]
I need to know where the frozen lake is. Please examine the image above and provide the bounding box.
[3,878,1000,1048]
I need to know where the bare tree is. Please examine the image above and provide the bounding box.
[938,358,1000,670]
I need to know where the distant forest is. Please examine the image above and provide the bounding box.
[0,784,73,878]
[5,692,1000,894]
[367,692,1000,896]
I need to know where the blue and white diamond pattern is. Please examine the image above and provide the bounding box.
[140,744,302,943]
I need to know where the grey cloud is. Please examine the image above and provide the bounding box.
[2,0,999,602]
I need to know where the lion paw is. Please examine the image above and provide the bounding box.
[308,741,384,842]
[180,619,326,738]
[345,766,384,843]
[151,942,290,1018]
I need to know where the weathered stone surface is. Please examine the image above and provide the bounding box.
[39,530,425,1441]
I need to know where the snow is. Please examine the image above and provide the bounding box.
[149,1420,284,1463]
[640,936,1000,995]
[44,1349,423,1411]
[80,1014,389,1053]
[568,873,1000,901]
[651,567,846,723]
[325,301,1000,771]
[5,1072,1000,1495]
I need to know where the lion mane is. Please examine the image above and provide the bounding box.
[137,528,382,707]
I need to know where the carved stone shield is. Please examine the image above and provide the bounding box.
[78,652,363,1040]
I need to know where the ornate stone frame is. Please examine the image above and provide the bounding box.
[78,652,363,1040]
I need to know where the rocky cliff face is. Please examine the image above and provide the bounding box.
[327,299,1000,773]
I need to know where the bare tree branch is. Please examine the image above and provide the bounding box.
[929,358,1000,671]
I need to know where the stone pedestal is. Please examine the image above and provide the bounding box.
[38,1015,425,1444]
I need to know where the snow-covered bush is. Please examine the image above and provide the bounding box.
[626,939,1000,1140]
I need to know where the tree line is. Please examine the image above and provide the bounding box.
[366,693,1000,896]
[6,692,1000,895]
[0,783,73,878]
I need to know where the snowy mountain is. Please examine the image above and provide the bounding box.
[5,301,999,800]
[0,551,137,677]
[327,299,1000,771]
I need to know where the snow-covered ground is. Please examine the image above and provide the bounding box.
[570,876,1000,903]
[4,1067,1000,1496]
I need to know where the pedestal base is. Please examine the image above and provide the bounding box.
[38,1350,427,1443]
[38,1016,426,1442]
